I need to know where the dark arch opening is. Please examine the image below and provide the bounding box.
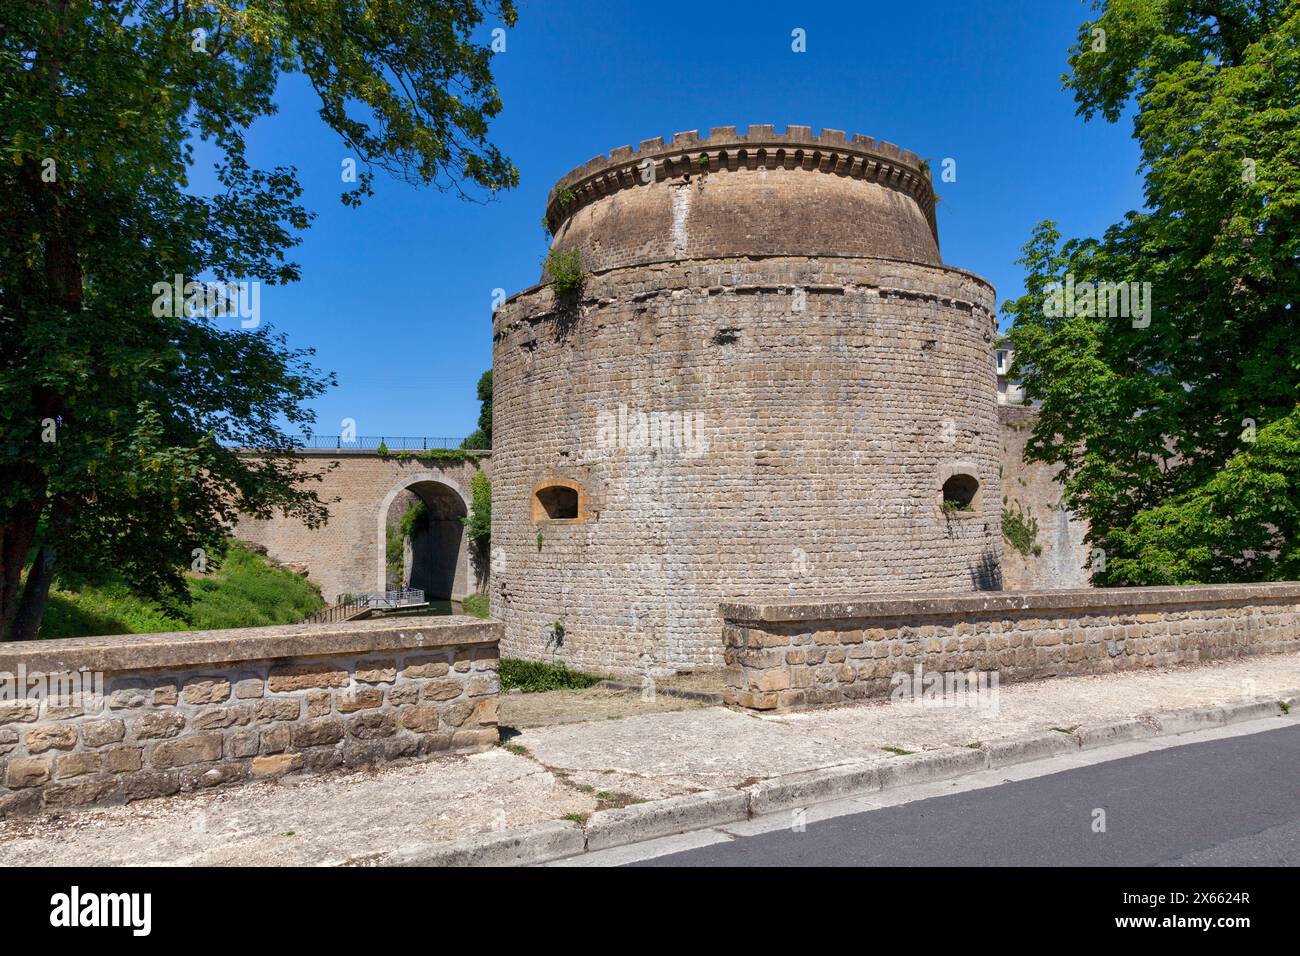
[942,473,979,511]
[535,485,579,520]
[399,481,467,601]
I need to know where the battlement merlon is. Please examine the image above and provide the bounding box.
[543,125,938,243]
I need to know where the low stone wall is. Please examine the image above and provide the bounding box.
[721,583,1300,711]
[0,617,500,817]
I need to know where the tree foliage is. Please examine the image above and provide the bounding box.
[460,369,492,449]
[1004,0,1300,584]
[0,0,517,639]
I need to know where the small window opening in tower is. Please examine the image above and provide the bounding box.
[942,474,979,512]
[535,485,579,520]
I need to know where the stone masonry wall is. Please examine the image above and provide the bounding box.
[0,617,499,818]
[493,254,1001,676]
[721,583,1300,711]
[999,405,1090,589]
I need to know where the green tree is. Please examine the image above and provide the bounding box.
[1004,0,1300,585]
[460,369,493,448]
[1,0,518,639]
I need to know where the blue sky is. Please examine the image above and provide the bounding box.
[206,0,1144,440]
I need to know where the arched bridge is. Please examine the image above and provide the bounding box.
[233,446,491,604]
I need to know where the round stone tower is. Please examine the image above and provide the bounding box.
[490,125,1000,676]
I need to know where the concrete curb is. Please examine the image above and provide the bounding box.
[387,694,1295,867]
[391,819,585,867]
[747,762,882,816]
[585,790,749,851]
[980,729,1080,766]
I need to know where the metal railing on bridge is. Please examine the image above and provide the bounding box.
[303,588,426,625]
[297,436,474,451]
[350,588,427,610]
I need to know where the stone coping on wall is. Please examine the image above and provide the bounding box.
[720,582,1300,624]
[0,616,499,676]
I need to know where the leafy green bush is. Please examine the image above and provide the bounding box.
[542,248,585,295]
[1002,503,1043,557]
[499,658,603,693]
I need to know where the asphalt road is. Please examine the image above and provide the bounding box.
[635,724,1300,866]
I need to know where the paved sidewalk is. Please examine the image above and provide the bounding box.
[2,655,1298,865]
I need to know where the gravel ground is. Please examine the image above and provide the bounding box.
[2,654,1297,866]
[498,685,713,729]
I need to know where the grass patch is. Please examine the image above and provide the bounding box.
[1050,726,1080,734]
[40,544,325,639]
[499,658,604,693]
[881,746,915,756]
[1280,700,1291,714]
[501,742,530,756]
[460,593,489,619]
[594,791,642,811]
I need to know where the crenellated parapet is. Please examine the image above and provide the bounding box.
[544,125,937,245]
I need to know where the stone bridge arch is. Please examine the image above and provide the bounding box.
[233,451,489,604]
[373,472,472,598]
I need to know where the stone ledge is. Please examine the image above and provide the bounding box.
[0,617,501,676]
[720,582,1300,624]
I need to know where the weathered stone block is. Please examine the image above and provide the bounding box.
[126,771,180,801]
[402,656,449,679]
[355,659,398,684]
[397,704,440,733]
[82,718,126,748]
[347,711,397,739]
[6,756,51,788]
[234,677,265,699]
[450,728,498,750]
[227,729,260,759]
[422,679,464,702]
[182,677,231,705]
[256,698,301,723]
[193,705,254,731]
[336,688,384,713]
[102,747,143,774]
[134,712,186,739]
[26,725,78,753]
[291,719,344,749]
[151,734,224,769]
[54,752,100,779]
[43,777,118,809]
[0,701,40,724]
[252,753,303,778]
[268,663,348,692]
[260,724,291,754]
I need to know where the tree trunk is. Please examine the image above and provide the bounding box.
[10,542,57,641]
[0,502,41,640]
